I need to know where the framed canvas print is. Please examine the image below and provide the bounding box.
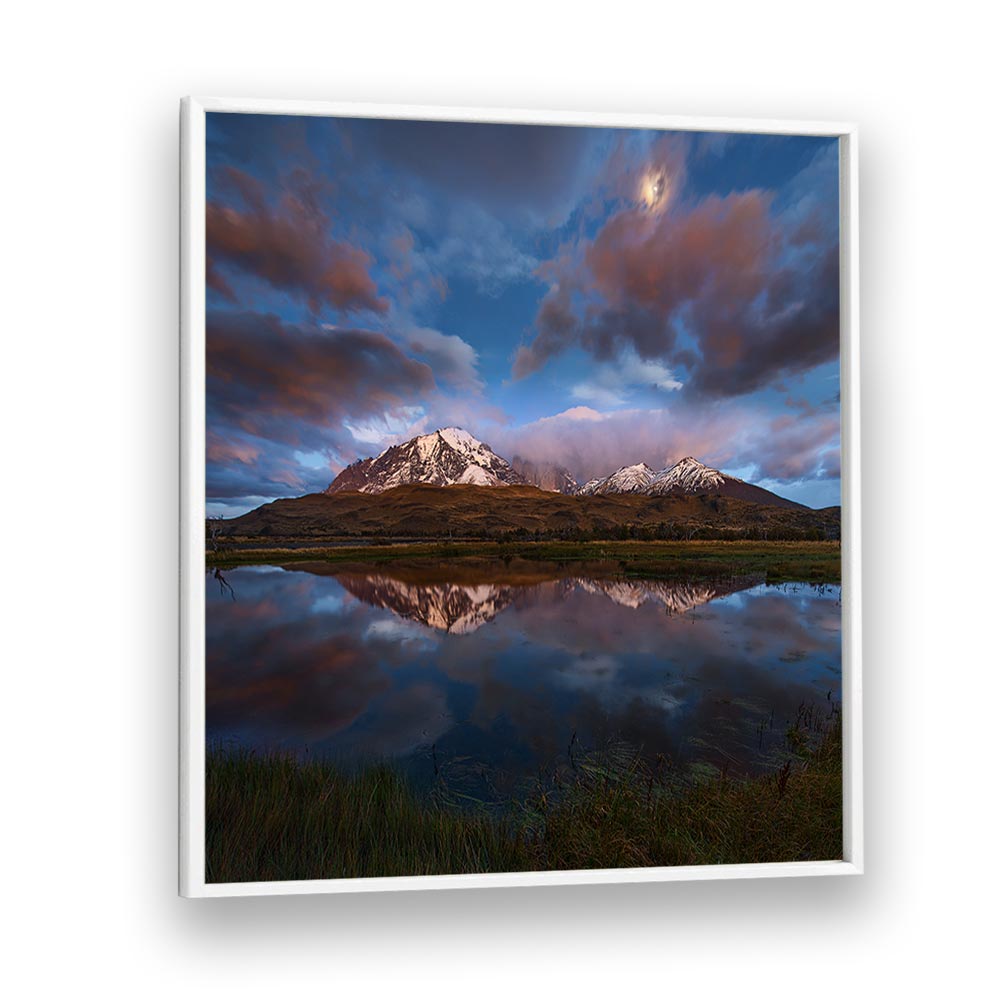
[180,98,861,897]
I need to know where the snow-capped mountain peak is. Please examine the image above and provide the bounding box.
[323,429,804,508]
[647,456,728,495]
[325,427,526,494]
[437,426,481,452]
[578,462,654,496]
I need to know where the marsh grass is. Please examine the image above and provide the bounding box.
[207,539,841,584]
[206,709,842,883]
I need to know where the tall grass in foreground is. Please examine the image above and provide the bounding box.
[206,712,842,883]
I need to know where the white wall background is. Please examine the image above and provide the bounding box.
[5,2,997,995]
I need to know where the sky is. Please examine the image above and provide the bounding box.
[205,113,841,516]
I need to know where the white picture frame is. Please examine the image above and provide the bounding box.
[180,96,862,898]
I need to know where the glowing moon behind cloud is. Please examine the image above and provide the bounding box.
[641,170,669,210]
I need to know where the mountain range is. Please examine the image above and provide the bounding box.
[326,427,803,509]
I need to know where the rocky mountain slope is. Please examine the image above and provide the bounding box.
[325,427,526,494]
[645,457,806,510]
[324,427,805,510]
[578,463,655,496]
[510,456,578,494]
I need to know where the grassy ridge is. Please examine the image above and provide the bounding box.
[210,484,840,543]
[206,717,842,883]
[207,539,841,584]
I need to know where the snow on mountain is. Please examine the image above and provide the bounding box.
[325,427,526,494]
[577,463,654,496]
[647,456,726,495]
[324,428,804,508]
[645,456,806,509]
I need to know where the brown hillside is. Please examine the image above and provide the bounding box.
[214,483,840,542]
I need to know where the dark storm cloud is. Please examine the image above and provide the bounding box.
[206,165,388,315]
[353,117,596,221]
[686,244,839,398]
[206,310,435,448]
[514,155,839,399]
[581,302,677,364]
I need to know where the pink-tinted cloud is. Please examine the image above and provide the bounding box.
[206,432,260,466]
[515,155,839,399]
[206,166,388,315]
[206,311,435,449]
[486,402,839,486]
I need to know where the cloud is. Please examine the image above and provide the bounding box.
[208,311,434,439]
[206,311,499,507]
[206,311,437,503]
[754,413,841,480]
[514,145,840,400]
[402,326,483,391]
[206,432,260,466]
[570,350,682,407]
[384,226,450,310]
[356,118,597,224]
[206,165,387,315]
[594,132,690,211]
[486,401,839,488]
[428,203,538,295]
[205,257,236,303]
[206,441,330,501]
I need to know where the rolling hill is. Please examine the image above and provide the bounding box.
[213,483,840,542]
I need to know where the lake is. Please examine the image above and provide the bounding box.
[206,561,841,798]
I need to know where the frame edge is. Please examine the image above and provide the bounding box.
[178,99,862,896]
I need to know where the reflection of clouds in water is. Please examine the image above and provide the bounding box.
[556,652,686,716]
[206,566,841,772]
[556,653,622,689]
[709,588,756,611]
[365,616,440,648]
[310,593,344,614]
[345,682,451,758]
[207,630,389,747]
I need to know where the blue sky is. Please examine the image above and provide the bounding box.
[206,113,840,515]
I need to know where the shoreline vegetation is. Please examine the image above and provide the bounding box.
[207,539,841,585]
[207,708,842,883]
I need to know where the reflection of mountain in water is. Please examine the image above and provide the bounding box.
[337,572,762,634]
[337,574,519,634]
[576,577,762,615]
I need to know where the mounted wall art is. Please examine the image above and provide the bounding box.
[180,98,861,897]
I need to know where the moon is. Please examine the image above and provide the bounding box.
[642,171,668,210]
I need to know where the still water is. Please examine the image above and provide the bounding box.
[206,562,840,793]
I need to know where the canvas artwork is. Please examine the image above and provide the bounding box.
[193,107,852,889]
